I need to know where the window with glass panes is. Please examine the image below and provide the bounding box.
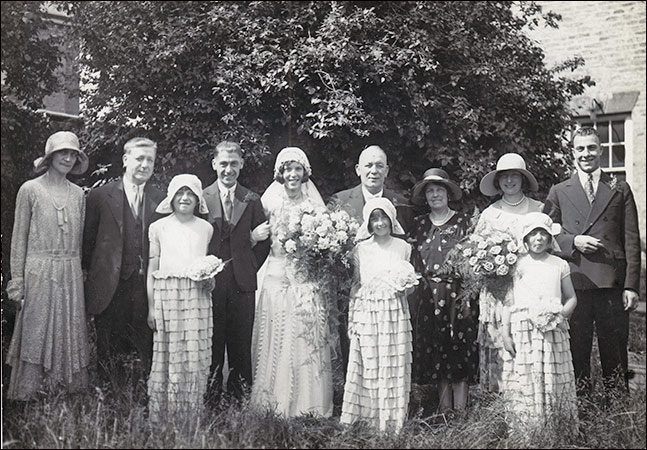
[579,116,628,181]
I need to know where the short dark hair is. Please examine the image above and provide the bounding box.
[571,126,600,146]
[493,170,530,193]
[274,161,310,184]
[366,208,392,234]
[212,141,243,159]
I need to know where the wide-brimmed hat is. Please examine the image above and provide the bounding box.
[156,174,209,214]
[479,153,538,197]
[33,131,89,175]
[411,168,462,205]
[356,197,405,241]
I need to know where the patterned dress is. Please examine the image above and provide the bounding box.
[251,196,333,418]
[502,253,577,430]
[340,237,413,432]
[6,176,89,400]
[147,214,214,421]
[474,198,543,393]
[410,212,478,385]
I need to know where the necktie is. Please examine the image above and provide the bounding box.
[132,185,142,219]
[586,173,595,204]
[224,190,233,223]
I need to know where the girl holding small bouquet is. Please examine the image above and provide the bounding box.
[502,212,577,431]
[146,174,222,420]
[340,197,417,432]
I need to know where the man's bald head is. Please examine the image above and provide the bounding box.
[356,145,389,195]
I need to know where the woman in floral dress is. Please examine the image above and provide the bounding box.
[409,168,477,412]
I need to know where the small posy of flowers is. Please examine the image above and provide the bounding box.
[372,260,421,293]
[443,226,519,301]
[185,255,228,281]
[527,300,564,333]
[606,174,621,193]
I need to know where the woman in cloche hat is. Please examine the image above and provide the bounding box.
[474,152,544,395]
[5,131,91,400]
[409,168,478,412]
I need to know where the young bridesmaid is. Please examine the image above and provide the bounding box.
[340,197,417,432]
[502,212,578,431]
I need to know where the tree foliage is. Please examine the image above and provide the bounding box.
[69,0,590,206]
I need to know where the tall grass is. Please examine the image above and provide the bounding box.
[2,313,645,449]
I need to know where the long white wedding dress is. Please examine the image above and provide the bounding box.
[250,188,333,418]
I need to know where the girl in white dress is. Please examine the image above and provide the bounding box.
[146,174,215,421]
[502,212,578,431]
[251,147,333,418]
[340,197,415,432]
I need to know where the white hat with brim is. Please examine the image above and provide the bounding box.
[520,211,561,252]
[479,152,538,197]
[411,168,462,205]
[33,131,89,175]
[156,174,209,215]
[356,197,405,241]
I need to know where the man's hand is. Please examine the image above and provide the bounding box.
[623,289,640,311]
[251,221,271,242]
[574,235,604,254]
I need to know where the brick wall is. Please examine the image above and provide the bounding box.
[528,1,646,292]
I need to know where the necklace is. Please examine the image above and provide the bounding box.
[430,208,452,225]
[502,195,526,207]
[45,173,70,231]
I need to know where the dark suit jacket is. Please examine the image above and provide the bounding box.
[82,178,164,315]
[203,182,270,292]
[543,172,640,292]
[328,184,414,234]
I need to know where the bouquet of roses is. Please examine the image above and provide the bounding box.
[277,204,360,284]
[527,300,564,333]
[372,260,421,293]
[443,225,520,301]
[185,255,229,281]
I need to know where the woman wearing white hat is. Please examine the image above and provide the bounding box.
[409,168,478,412]
[5,131,90,400]
[474,152,544,394]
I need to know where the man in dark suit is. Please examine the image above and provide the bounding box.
[83,137,164,382]
[203,141,270,402]
[328,145,414,378]
[543,126,641,396]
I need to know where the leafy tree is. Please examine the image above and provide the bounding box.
[70,0,589,208]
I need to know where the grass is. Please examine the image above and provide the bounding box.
[2,313,645,449]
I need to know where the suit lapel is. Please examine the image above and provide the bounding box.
[230,185,250,229]
[205,183,223,229]
[585,174,616,231]
[108,180,125,234]
[349,185,365,218]
[562,173,591,222]
[142,183,158,225]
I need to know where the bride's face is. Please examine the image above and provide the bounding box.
[282,161,305,192]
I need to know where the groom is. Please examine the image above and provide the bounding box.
[203,141,271,402]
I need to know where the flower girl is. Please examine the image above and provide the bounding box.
[340,197,418,432]
[146,174,224,421]
[501,212,578,431]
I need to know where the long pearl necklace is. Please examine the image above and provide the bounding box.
[45,173,70,231]
[430,208,453,226]
[502,195,526,207]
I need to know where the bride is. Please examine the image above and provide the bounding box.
[250,147,333,417]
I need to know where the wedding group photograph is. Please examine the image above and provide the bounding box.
[1,1,645,448]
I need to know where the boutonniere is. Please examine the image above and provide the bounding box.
[243,191,260,203]
[606,174,621,193]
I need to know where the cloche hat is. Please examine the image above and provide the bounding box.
[411,168,462,205]
[479,153,538,197]
[33,131,89,175]
[156,174,209,215]
[355,197,405,241]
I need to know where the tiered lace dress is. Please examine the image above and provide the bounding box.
[475,198,543,393]
[147,214,214,420]
[6,177,89,400]
[340,237,413,432]
[250,196,333,417]
[502,253,577,429]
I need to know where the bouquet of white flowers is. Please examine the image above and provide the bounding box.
[528,300,564,333]
[185,255,228,281]
[373,260,421,293]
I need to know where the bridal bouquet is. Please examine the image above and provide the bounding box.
[443,226,520,300]
[185,255,228,281]
[372,260,421,293]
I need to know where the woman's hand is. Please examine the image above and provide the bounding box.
[502,333,516,357]
[147,309,156,331]
[203,277,216,293]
